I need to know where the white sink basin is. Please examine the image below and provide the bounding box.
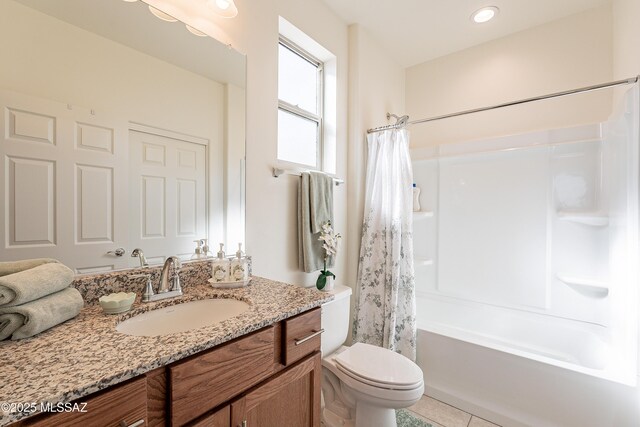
[116,298,250,337]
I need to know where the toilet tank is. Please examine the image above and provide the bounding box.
[321,285,352,356]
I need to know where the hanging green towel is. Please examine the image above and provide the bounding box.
[309,171,334,234]
[0,288,84,340]
[0,263,75,307]
[298,172,334,273]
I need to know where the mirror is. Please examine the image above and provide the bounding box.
[0,0,246,273]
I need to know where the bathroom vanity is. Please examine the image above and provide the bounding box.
[0,277,332,427]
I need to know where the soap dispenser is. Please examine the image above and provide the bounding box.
[191,240,203,260]
[230,243,247,282]
[201,239,212,259]
[211,243,230,283]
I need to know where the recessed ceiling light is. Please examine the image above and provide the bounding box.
[471,6,499,24]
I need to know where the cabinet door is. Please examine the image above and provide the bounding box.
[188,405,230,427]
[230,352,321,427]
[169,326,276,426]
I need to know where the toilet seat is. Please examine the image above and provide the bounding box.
[322,346,424,406]
[333,343,423,390]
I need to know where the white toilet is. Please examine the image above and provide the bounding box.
[320,285,424,427]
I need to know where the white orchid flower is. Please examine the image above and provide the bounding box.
[318,221,341,259]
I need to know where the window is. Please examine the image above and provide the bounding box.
[277,37,324,168]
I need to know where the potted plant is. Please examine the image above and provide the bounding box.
[317,221,341,291]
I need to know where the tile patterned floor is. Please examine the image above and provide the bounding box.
[407,395,501,427]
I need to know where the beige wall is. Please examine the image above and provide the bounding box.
[406,5,614,148]
[0,0,227,243]
[613,0,640,79]
[0,1,223,149]
[145,0,350,287]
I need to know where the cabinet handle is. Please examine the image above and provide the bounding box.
[120,420,144,427]
[294,329,324,346]
[241,421,247,427]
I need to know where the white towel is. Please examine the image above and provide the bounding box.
[0,263,75,307]
[0,258,58,278]
[0,287,84,340]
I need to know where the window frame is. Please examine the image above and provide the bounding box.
[277,36,324,169]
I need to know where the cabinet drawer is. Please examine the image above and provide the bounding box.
[169,326,276,426]
[23,376,147,427]
[283,308,322,366]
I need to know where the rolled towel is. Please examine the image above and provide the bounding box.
[0,263,75,307]
[0,258,58,277]
[0,287,84,340]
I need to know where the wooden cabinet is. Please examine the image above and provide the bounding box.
[18,376,147,427]
[230,353,322,427]
[187,406,230,427]
[169,327,277,426]
[16,308,322,427]
[283,308,322,366]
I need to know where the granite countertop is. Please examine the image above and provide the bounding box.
[0,276,334,426]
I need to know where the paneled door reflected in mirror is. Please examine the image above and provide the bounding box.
[0,0,246,273]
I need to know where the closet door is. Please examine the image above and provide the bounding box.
[128,129,207,265]
[0,90,129,272]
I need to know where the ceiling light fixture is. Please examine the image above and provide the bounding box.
[208,0,238,18]
[186,25,208,37]
[148,5,178,22]
[471,6,499,24]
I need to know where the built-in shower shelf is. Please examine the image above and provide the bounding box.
[557,212,609,227]
[414,211,434,218]
[557,275,609,298]
[415,258,434,266]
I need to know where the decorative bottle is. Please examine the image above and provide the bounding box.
[230,243,247,282]
[413,183,421,212]
[211,243,230,283]
[201,239,213,259]
[190,240,203,260]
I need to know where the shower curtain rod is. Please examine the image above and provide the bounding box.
[367,76,640,134]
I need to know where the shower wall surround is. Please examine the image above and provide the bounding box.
[411,87,639,385]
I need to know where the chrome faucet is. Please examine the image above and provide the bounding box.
[130,256,183,303]
[158,256,182,294]
[131,248,148,268]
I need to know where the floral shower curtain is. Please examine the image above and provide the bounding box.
[353,128,417,360]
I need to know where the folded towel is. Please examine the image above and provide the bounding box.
[0,287,84,340]
[0,263,75,307]
[0,258,58,278]
[298,172,335,273]
[309,171,334,234]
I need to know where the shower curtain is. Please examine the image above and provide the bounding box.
[353,128,417,360]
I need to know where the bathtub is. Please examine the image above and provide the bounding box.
[409,101,640,426]
[416,294,611,375]
[415,300,640,427]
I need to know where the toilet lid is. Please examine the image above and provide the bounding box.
[334,343,423,388]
